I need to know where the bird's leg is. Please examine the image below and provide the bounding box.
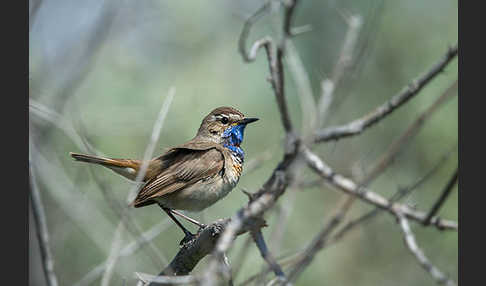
[171,210,207,229]
[159,205,194,245]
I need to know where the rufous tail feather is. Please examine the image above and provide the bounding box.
[70,152,141,181]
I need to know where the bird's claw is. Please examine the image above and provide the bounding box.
[179,231,195,246]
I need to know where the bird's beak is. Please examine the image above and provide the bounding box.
[239,117,259,125]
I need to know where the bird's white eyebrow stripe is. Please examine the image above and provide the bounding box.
[213,114,241,121]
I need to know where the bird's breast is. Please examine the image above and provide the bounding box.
[226,153,243,184]
[155,150,243,212]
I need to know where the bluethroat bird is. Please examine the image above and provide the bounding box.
[70,106,258,243]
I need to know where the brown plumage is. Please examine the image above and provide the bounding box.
[70,106,257,211]
[70,106,258,242]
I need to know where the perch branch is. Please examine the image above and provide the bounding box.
[199,2,302,285]
[146,217,266,286]
[136,272,197,285]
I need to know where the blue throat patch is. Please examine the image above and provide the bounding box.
[222,124,246,161]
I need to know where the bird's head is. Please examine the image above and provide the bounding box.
[196,106,259,146]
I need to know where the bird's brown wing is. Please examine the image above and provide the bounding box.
[132,146,224,207]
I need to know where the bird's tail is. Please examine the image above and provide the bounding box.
[70,152,142,181]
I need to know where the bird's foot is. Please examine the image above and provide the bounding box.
[198,223,207,231]
[179,231,195,246]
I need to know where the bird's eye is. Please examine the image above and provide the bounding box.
[221,117,229,124]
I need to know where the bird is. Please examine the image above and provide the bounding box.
[70,106,258,244]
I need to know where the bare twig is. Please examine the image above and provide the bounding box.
[84,163,168,267]
[313,78,458,240]
[101,223,125,286]
[31,0,120,140]
[144,2,457,285]
[199,2,301,285]
[298,78,458,237]
[238,2,271,63]
[250,229,287,282]
[329,14,363,87]
[136,272,197,285]
[285,209,343,284]
[286,39,317,138]
[29,99,101,155]
[303,148,457,231]
[149,217,265,285]
[267,188,297,255]
[424,168,458,225]
[328,146,456,245]
[238,1,295,134]
[397,214,456,286]
[31,146,122,258]
[29,153,59,286]
[317,14,363,127]
[231,235,253,282]
[74,219,171,286]
[30,98,167,268]
[201,146,299,285]
[314,44,458,143]
[281,145,456,284]
[127,87,176,203]
[325,1,385,119]
[102,88,175,286]
[362,80,458,186]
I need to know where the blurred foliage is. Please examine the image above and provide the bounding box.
[29,0,457,285]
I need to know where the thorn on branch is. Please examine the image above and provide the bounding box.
[241,188,258,204]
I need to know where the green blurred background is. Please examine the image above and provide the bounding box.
[29,0,457,285]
